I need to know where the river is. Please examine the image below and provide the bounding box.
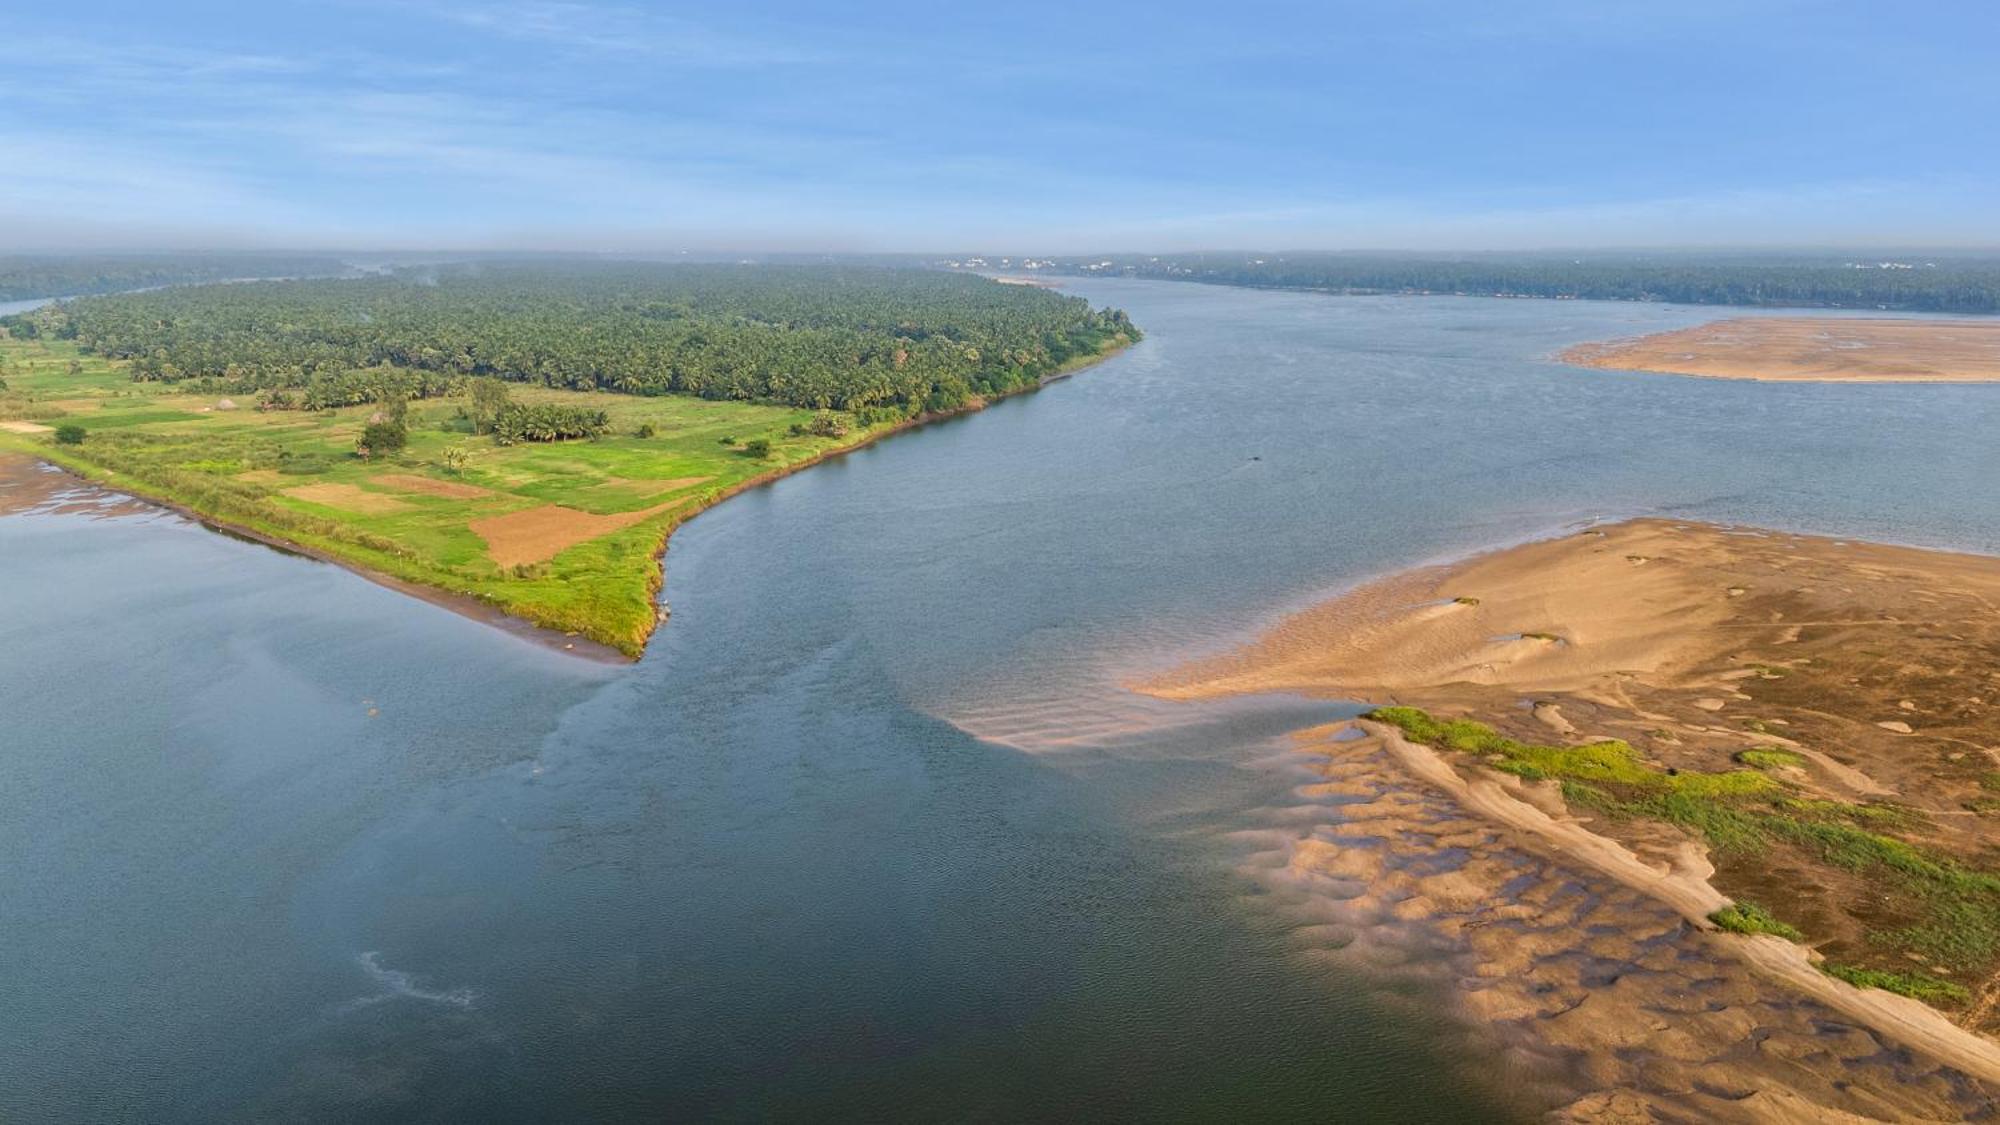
[4,280,1998,1120]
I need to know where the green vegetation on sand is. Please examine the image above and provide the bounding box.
[1708,902,1804,941]
[1364,706,2000,1012]
[1736,747,1806,769]
[1820,964,1971,1007]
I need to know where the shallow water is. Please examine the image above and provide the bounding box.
[4,282,1998,1120]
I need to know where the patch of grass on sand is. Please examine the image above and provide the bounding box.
[1737,747,1806,769]
[1776,796,1922,829]
[1821,964,1971,1006]
[1366,705,2000,1000]
[1365,706,1776,797]
[1709,901,1805,941]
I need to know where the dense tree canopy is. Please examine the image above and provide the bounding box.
[7,263,1137,416]
[0,254,349,301]
[1046,253,2000,314]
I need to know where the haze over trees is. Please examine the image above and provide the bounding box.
[0,253,350,301]
[1039,252,2000,314]
[6,263,1139,419]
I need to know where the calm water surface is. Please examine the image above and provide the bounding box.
[5,282,1998,1121]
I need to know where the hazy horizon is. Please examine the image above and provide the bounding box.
[6,2,1997,252]
[11,245,2000,263]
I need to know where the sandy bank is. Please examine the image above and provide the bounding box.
[1142,519,2000,1113]
[1561,316,2000,382]
[1256,719,1999,1119]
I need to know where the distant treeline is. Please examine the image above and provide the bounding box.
[1048,253,2000,313]
[0,254,351,301]
[5,263,1138,416]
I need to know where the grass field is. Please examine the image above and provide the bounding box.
[0,333,1129,655]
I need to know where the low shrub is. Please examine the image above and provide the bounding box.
[1709,901,1803,941]
[1821,964,1970,1006]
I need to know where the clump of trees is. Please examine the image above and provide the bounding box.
[357,400,410,458]
[467,377,511,433]
[301,367,455,411]
[790,410,848,438]
[489,402,609,444]
[54,423,86,445]
[5,263,1139,417]
[357,420,407,456]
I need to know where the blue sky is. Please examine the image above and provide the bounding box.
[6,1,1997,251]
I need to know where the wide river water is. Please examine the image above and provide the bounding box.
[5,280,1999,1121]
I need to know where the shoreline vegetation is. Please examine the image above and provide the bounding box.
[0,264,1138,658]
[1027,251,2000,314]
[0,252,354,302]
[1140,519,2000,1104]
[1561,316,2000,382]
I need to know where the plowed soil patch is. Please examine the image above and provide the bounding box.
[372,473,498,500]
[283,482,412,514]
[471,500,680,568]
[592,475,712,499]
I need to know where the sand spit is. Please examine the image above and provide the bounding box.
[1144,519,2000,1115]
[1561,317,2000,383]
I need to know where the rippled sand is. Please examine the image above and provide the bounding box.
[1144,519,2000,1118]
[1245,722,1995,1120]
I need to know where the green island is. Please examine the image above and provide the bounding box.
[1366,706,2000,1010]
[0,264,1137,656]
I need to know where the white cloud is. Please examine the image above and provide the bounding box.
[423,1,824,64]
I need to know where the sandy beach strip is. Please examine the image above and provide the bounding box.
[1560,316,2000,382]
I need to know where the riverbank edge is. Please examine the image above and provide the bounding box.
[1135,519,2000,1090]
[0,333,1136,661]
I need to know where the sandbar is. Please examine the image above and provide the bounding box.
[1142,519,2000,1112]
[1561,317,2000,382]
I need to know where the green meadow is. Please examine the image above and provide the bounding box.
[0,334,1122,655]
